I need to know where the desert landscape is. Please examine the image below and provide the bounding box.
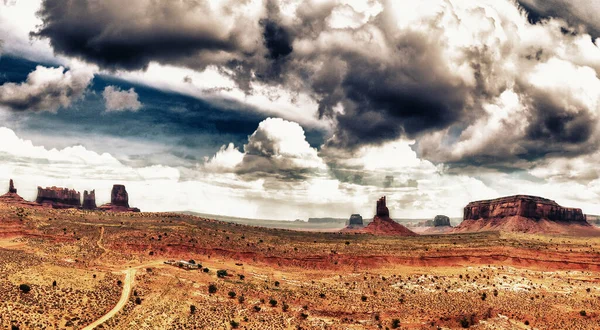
[2,180,600,330]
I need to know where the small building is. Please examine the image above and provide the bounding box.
[165,260,200,270]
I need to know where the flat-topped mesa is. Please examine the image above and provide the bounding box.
[36,186,81,208]
[464,195,586,223]
[82,190,96,210]
[98,184,140,212]
[8,179,17,194]
[434,215,451,227]
[348,214,363,226]
[376,196,390,217]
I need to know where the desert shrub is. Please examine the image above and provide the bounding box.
[274,281,280,287]
[217,270,228,278]
[117,280,122,286]
[19,284,30,293]
[282,302,289,312]
[254,305,261,312]
[230,320,239,328]
[135,297,142,305]
[319,293,325,298]
[580,310,587,316]
[481,292,487,301]
[203,267,209,273]
[190,305,196,314]
[188,259,195,264]
[460,316,470,328]
[361,295,367,302]
[391,319,401,328]
[208,284,217,294]
[269,299,278,307]
[228,291,237,298]
[238,295,245,304]
[52,280,57,287]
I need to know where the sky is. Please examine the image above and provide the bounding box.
[1,0,600,220]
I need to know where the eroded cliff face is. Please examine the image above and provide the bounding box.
[82,190,96,210]
[36,187,81,208]
[463,195,586,223]
[99,184,140,212]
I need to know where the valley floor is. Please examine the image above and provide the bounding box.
[1,203,600,329]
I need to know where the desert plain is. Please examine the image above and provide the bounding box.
[2,199,600,330]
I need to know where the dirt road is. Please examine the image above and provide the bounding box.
[82,268,136,330]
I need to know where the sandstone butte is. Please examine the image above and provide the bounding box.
[342,196,418,236]
[98,184,140,212]
[0,179,139,212]
[453,195,596,234]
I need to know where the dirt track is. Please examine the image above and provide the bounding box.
[82,268,136,330]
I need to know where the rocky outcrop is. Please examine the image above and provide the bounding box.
[376,196,389,217]
[111,184,129,208]
[82,190,96,210]
[434,215,451,227]
[343,196,417,236]
[455,195,592,234]
[36,186,81,208]
[8,179,17,194]
[99,184,140,212]
[0,179,36,206]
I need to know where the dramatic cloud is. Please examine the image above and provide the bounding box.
[518,0,600,38]
[102,86,142,112]
[31,0,265,71]
[0,65,93,112]
[205,117,324,180]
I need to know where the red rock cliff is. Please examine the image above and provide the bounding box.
[36,186,81,208]
[463,195,586,223]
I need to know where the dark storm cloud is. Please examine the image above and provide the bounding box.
[261,19,293,60]
[517,0,600,39]
[31,0,261,71]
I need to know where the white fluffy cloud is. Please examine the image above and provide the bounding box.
[102,86,142,112]
[0,65,93,112]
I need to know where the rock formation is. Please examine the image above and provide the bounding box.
[341,214,364,230]
[0,179,36,206]
[8,179,17,194]
[376,196,390,217]
[455,195,593,234]
[348,214,363,226]
[343,196,417,236]
[36,186,81,209]
[434,215,451,227]
[99,184,140,212]
[111,184,130,208]
[82,190,96,210]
